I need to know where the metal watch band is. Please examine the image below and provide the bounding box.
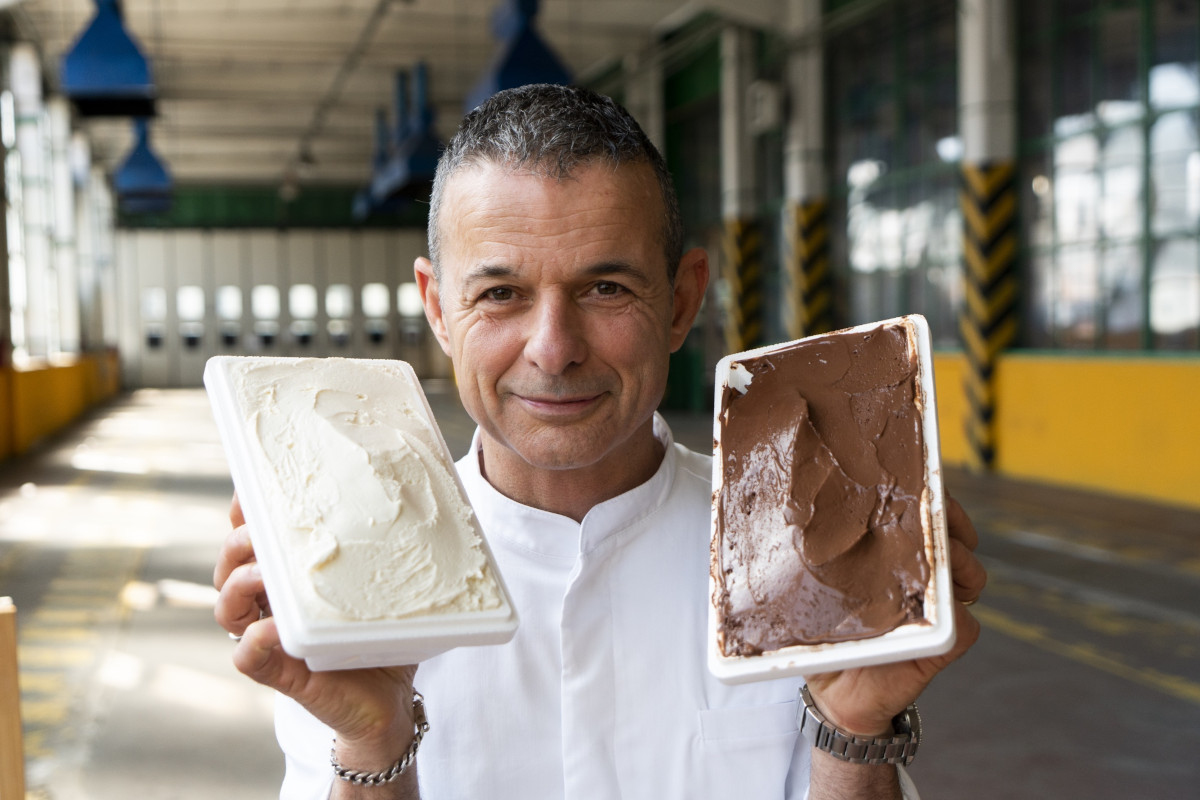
[797,685,921,767]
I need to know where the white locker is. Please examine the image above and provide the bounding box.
[323,230,357,354]
[173,230,209,386]
[246,231,283,355]
[113,227,451,387]
[115,231,140,388]
[211,231,246,355]
[284,231,320,356]
[134,231,172,387]
[359,231,393,357]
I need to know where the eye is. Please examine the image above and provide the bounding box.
[592,281,625,297]
[481,286,515,302]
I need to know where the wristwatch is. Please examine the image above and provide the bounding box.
[797,685,921,767]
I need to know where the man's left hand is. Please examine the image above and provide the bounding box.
[804,494,987,735]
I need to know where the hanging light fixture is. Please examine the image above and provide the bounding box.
[61,0,157,117]
[371,62,441,204]
[114,118,171,214]
[465,0,571,112]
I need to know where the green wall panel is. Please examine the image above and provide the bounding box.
[118,185,428,230]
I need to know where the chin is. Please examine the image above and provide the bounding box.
[516,441,612,472]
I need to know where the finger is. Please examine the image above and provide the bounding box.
[924,600,983,675]
[214,562,268,635]
[232,616,310,696]
[213,524,255,590]
[944,494,979,551]
[950,536,988,602]
[949,600,982,659]
[230,492,246,529]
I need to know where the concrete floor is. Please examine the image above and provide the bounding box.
[1,387,1198,799]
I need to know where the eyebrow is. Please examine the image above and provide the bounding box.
[581,262,651,285]
[461,261,653,288]
[463,264,517,283]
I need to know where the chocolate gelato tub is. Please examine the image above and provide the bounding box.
[709,315,954,683]
[205,356,518,671]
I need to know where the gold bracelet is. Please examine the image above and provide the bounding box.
[331,693,429,786]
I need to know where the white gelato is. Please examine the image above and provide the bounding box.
[227,357,501,622]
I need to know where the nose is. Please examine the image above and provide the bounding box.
[524,294,588,375]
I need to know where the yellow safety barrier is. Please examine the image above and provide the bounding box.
[6,350,121,456]
[959,161,1018,470]
[722,217,764,353]
[785,199,832,341]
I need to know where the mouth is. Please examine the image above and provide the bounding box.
[514,393,604,417]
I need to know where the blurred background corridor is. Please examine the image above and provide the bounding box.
[0,0,1197,797]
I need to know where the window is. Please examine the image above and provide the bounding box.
[216,285,242,347]
[828,0,961,345]
[143,287,166,348]
[326,283,353,346]
[216,285,242,320]
[362,282,389,344]
[289,283,317,346]
[177,285,204,349]
[216,287,241,350]
[252,284,280,346]
[397,282,423,317]
[1150,237,1200,348]
[1017,0,1200,350]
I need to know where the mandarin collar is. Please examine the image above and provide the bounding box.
[457,413,678,558]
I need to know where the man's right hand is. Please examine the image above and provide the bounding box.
[213,494,421,798]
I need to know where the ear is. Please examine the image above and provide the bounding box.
[668,247,710,353]
[414,257,452,356]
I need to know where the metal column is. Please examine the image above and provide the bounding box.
[623,51,665,155]
[959,0,1017,470]
[49,97,80,354]
[721,25,763,352]
[783,0,831,341]
[10,44,52,359]
[0,137,8,367]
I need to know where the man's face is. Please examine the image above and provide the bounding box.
[417,160,702,478]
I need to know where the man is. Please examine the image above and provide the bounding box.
[214,84,985,800]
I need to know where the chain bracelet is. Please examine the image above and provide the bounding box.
[331,692,429,786]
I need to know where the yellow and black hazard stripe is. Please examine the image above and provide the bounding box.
[785,199,832,341]
[722,217,764,352]
[960,161,1019,470]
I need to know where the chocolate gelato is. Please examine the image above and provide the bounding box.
[713,320,932,658]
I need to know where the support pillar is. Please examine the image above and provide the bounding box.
[0,130,9,369]
[959,0,1017,470]
[94,172,118,350]
[50,97,80,354]
[10,44,52,360]
[783,0,830,340]
[623,51,664,155]
[720,25,763,352]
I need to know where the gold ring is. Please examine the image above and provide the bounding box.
[963,598,978,607]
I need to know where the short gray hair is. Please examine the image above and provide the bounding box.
[427,84,683,282]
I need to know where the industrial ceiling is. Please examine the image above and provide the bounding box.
[3,0,782,191]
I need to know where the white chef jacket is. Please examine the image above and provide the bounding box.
[275,414,919,800]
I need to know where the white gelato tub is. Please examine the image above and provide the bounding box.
[708,315,955,684]
[205,356,518,671]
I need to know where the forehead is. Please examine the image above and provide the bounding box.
[435,160,664,269]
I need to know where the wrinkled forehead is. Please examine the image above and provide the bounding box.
[433,158,664,256]
[440,154,635,203]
